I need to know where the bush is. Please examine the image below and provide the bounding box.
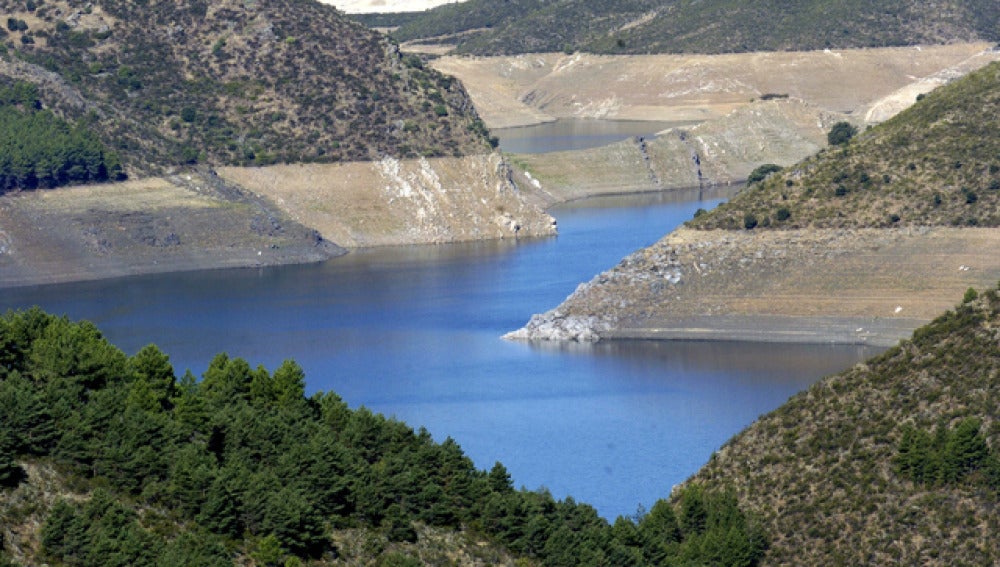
[827,121,857,146]
[775,207,791,222]
[747,163,783,184]
[743,213,759,230]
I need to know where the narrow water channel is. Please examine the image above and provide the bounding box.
[0,188,878,519]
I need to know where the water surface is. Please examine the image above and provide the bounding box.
[495,119,698,154]
[0,189,877,519]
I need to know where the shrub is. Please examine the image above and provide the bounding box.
[827,121,857,146]
[747,163,783,184]
[743,213,758,230]
[776,207,791,221]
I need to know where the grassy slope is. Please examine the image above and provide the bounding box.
[691,288,1000,565]
[392,0,1000,55]
[690,61,1000,230]
[0,0,492,175]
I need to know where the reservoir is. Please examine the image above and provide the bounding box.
[0,187,878,520]
[495,118,699,154]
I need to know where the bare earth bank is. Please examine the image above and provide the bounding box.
[431,44,999,129]
[0,171,343,289]
[0,153,556,289]
[505,227,1000,346]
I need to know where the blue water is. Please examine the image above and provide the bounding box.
[495,119,698,154]
[0,188,876,519]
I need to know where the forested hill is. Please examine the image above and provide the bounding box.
[391,0,1000,55]
[0,308,767,566]
[0,0,492,179]
[688,61,1000,231]
[690,284,1000,564]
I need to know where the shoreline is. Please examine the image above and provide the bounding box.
[601,315,927,347]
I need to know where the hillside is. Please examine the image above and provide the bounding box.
[393,0,1000,56]
[0,309,766,566]
[506,61,1000,345]
[691,61,1000,231]
[690,286,1000,565]
[0,0,492,176]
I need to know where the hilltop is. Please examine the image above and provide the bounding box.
[691,287,1000,565]
[393,0,1000,56]
[0,0,492,175]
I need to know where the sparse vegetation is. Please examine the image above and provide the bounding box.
[392,0,999,55]
[690,62,1000,230]
[692,284,1000,564]
[0,0,493,177]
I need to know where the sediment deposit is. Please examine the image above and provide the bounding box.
[219,153,556,248]
[506,227,1000,345]
[0,172,341,288]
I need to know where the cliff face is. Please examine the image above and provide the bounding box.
[219,153,556,247]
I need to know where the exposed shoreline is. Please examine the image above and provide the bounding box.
[504,226,1000,347]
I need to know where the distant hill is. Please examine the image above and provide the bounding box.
[690,61,1000,230]
[392,0,1000,55]
[0,0,492,178]
[690,285,1000,564]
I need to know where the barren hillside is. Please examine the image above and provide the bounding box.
[431,44,998,128]
[219,154,556,247]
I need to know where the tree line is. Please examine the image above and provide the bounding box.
[0,308,767,566]
[0,81,124,192]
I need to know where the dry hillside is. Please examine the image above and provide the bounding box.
[691,289,1000,565]
[0,0,491,174]
[430,45,998,128]
[506,61,1000,345]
